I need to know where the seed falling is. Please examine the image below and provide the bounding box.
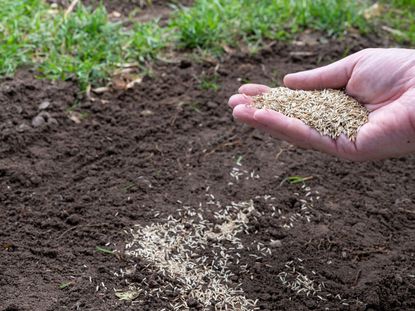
[251,87,369,141]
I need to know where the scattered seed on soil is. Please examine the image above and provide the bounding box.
[251,87,369,141]
[124,200,258,310]
[3,43,414,311]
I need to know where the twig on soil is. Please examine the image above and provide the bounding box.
[170,109,180,126]
[65,0,81,18]
[353,270,362,287]
[353,248,387,258]
[398,207,415,215]
[275,144,295,160]
[203,136,241,158]
[203,140,241,158]
[176,158,184,171]
[275,148,284,160]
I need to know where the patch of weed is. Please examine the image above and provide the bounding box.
[199,74,220,91]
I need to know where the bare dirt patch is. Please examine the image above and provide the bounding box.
[1,36,415,311]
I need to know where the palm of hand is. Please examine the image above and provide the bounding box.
[229,48,415,161]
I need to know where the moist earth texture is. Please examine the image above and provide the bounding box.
[1,6,415,311]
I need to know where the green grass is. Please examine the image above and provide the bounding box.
[1,0,414,89]
[282,176,314,185]
[170,0,370,52]
[379,0,415,44]
[0,0,167,89]
[96,246,114,254]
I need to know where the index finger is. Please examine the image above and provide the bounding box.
[238,84,270,96]
[283,52,362,90]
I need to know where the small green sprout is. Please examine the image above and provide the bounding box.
[188,102,202,113]
[96,246,114,255]
[59,281,74,289]
[236,155,244,166]
[123,182,136,192]
[240,78,251,84]
[280,175,314,186]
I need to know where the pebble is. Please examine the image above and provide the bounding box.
[29,175,41,185]
[14,105,23,114]
[68,112,82,124]
[32,112,58,127]
[38,101,50,110]
[207,101,218,109]
[16,123,31,133]
[32,114,46,127]
[48,117,58,125]
[270,239,282,248]
[124,266,137,276]
[140,109,154,116]
[395,274,403,283]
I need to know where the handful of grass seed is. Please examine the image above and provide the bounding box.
[251,87,369,141]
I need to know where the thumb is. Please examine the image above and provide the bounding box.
[283,51,361,90]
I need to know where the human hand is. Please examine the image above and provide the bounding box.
[228,48,415,161]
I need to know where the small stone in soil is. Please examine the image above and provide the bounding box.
[207,101,218,109]
[270,239,282,248]
[32,114,46,127]
[38,101,51,110]
[14,105,23,114]
[16,123,31,133]
[32,112,58,127]
[140,109,154,116]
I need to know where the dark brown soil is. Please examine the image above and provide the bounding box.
[1,23,415,311]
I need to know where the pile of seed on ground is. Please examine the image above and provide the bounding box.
[251,87,369,141]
